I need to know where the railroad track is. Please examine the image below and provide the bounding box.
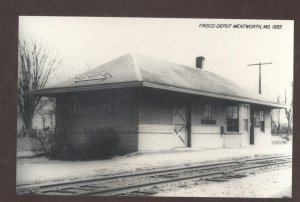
[16,154,292,196]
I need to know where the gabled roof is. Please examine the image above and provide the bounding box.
[31,53,285,108]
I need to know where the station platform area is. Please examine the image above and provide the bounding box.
[17,144,292,186]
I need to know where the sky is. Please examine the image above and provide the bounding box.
[19,17,294,103]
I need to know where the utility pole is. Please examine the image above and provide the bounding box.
[247,62,272,94]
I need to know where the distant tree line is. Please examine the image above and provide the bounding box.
[271,87,293,137]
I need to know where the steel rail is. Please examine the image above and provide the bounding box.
[81,158,292,196]
[17,153,291,189]
[16,154,292,195]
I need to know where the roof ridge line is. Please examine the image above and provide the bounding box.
[131,53,143,81]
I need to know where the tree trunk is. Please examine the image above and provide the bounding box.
[276,125,280,135]
[287,120,291,136]
[25,126,31,137]
[24,115,33,137]
[41,113,46,130]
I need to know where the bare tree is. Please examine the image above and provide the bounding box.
[284,88,293,136]
[271,95,281,135]
[47,97,56,131]
[37,97,56,131]
[18,39,61,137]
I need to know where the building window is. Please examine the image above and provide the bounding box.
[260,110,265,132]
[254,110,265,132]
[254,111,260,127]
[227,106,239,132]
[106,99,118,115]
[202,104,216,124]
[204,104,213,119]
[243,106,248,132]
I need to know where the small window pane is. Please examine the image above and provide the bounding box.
[254,111,260,119]
[255,118,261,127]
[226,105,239,132]
[227,106,232,112]
[233,106,238,113]
[260,111,264,120]
[106,98,118,114]
[260,110,265,132]
[244,119,248,131]
[243,106,248,118]
[204,104,212,119]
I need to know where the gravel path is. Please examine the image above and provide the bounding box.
[155,166,292,198]
[17,144,292,186]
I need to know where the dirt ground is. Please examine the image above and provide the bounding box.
[154,166,292,198]
[17,144,292,187]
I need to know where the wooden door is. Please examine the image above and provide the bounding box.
[173,105,188,146]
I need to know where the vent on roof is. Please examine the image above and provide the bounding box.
[196,56,205,69]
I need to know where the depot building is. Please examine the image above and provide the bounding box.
[32,53,285,154]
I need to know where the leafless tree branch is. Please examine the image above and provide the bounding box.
[18,37,61,137]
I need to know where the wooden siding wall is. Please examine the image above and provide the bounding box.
[223,103,247,148]
[253,107,272,146]
[239,104,251,147]
[192,99,253,148]
[55,87,273,152]
[138,89,188,150]
[191,98,225,148]
[55,89,139,153]
[136,90,273,150]
[223,135,242,147]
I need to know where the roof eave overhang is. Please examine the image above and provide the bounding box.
[142,82,288,109]
[30,81,144,96]
[30,81,288,109]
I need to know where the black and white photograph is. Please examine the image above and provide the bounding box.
[16,16,293,198]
